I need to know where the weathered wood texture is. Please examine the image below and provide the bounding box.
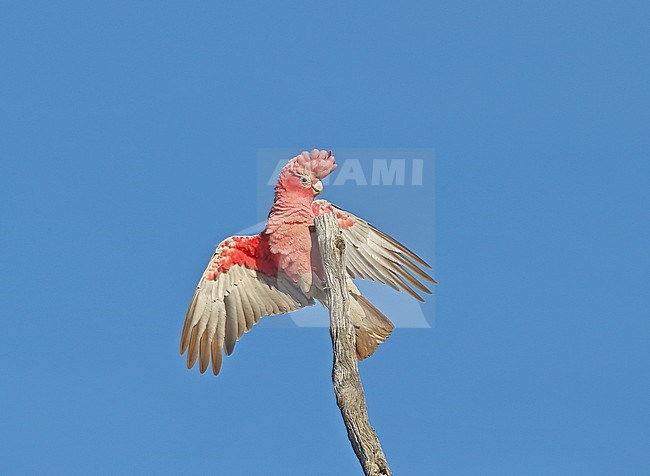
[314,212,392,476]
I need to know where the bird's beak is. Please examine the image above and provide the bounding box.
[312,180,323,195]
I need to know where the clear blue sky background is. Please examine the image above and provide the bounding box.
[1,2,648,475]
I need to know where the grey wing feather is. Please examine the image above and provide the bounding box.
[324,202,436,301]
[180,252,313,376]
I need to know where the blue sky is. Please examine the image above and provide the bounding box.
[1,1,649,474]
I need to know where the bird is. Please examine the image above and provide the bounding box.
[180,149,436,375]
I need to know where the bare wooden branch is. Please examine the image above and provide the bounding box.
[314,212,392,476]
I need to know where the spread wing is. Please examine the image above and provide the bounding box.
[314,201,436,301]
[180,241,313,376]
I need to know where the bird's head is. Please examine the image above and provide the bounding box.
[275,149,336,199]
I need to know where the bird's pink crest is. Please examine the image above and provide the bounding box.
[278,149,337,184]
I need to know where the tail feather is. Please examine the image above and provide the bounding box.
[311,273,395,360]
[351,293,395,360]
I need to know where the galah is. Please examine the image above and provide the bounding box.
[180,149,436,375]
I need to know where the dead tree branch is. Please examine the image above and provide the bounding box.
[314,212,392,476]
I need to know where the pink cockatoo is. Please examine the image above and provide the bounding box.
[180,149,436,375]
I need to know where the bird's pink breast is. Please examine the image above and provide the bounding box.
[265,224,313,281]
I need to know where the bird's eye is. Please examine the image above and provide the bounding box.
[299,176,311,186]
